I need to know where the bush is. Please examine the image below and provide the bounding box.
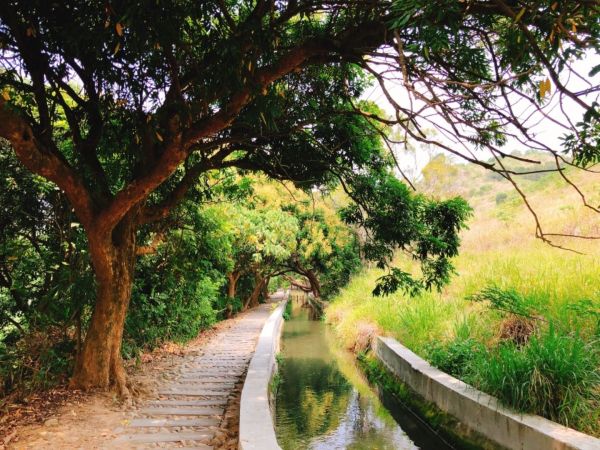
[212,295,243,320]
[283,301,292,320]
[124,275,219,357]
[495,192,508,205]
[0,329,75,398]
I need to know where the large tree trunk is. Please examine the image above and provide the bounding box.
[225,271,241,318]
[261,276,270,301]
[70,213,137,398]
[303,269,324,320]
[244,273,264,310]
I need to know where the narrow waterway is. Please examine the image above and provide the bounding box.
[275,296,460,450]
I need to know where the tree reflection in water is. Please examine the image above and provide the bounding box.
[275,298,421,450]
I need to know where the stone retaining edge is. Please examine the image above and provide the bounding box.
[375,336,600,450]
[238,292,288,450]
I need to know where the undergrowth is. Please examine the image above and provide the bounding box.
[0,328,75,402]
[470,328,599,432]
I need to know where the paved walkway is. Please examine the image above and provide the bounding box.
[112,294,285,449]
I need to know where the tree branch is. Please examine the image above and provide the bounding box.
[97,22,386,234]
[0,100,96,229]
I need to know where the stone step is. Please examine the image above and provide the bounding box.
[173,379,237,385]
[139,407,222,416]
[177,376,242,382]
[180,370,244,377]
[194,360,247,363]
[158,390,229,397]
[192,356,248,360]
[167,383,234,391]
[169,446,213,450]
[177,372,239,377]
[201,352,251,355]
[128,418,220,428]
[192,361,247,365]
[172,378,239,384]
[115,431,213,444]
[148,399,227,407]
[111,302,277,447]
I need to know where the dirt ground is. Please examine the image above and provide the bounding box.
[0,313,251,450]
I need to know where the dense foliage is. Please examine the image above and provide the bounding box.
[0,157,362,398]
[0,0,595,393]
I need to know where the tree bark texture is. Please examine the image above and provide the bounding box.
[70,212,138,397]
[304,269,322,299]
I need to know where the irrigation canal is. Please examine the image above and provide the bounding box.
[275,294,464,450]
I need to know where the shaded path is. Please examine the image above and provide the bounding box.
[113,293,286,449]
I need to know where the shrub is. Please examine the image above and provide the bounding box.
[212,295,243,320]
[0,328,75,398]
[495,192,508,205]
[282,301,292,320]
[498,315,535,346]
[124,275,219,357]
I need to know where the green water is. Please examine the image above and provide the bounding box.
[275,298,458,450]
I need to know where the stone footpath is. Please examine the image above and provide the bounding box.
[112,296,284,449]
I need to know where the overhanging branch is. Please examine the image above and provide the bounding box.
[0,100,96,229]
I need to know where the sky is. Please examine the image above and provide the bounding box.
[361,52,600,177]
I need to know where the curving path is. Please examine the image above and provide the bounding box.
[112,292,286,449]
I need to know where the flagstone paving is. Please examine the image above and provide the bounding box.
[112,293,286,449]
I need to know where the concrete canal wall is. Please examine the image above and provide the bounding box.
[238,293,288,450]
[375,336,600,450]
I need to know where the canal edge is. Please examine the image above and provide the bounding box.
[238,290,288,450]
[373,336,600,450]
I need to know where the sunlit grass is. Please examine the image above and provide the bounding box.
[328,246,599,346]
[326,167,600,435]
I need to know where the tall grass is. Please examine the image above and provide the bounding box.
[327,185,600,435]
[328,246,600,347]
[468,328,599,433]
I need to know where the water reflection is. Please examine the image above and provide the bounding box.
[275,298,425,449]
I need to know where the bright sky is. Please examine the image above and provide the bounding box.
[362,53,600,177]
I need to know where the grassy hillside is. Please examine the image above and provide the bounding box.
[327,153,600,435]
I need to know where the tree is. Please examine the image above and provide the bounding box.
[229,178,362,305]
[1,0,594,393]
[283,205,360,301]
[359,0,599,248]
[235,207,299,309]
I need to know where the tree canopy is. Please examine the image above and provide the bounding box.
[0,0,597,393]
